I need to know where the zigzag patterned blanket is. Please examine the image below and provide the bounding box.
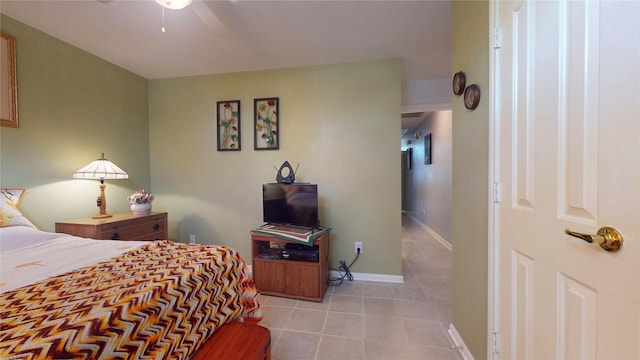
[0,240,260,360]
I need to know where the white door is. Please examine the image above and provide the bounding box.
[494,0,639,359]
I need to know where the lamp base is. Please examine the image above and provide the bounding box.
[92,213,113,219]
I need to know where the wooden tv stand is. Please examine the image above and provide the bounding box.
[251,230,329,302]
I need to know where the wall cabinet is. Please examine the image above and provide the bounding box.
[251,231,329,302]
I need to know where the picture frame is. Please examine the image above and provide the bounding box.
[1,32,18,128]
[254,97,279,150]
[216,100,241,151]
[424,133,432,165]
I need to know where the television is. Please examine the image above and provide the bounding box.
[262,183,319,229]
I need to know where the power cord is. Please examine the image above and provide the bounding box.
[328,248,360,286]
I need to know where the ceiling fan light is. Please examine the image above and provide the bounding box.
[156,0,192,10]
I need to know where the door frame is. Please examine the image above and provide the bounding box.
[487,0,500,359]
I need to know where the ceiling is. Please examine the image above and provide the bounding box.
[0,0,452,133]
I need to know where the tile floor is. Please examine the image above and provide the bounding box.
[258,214,460,359]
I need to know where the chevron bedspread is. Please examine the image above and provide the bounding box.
[0,240,260,359]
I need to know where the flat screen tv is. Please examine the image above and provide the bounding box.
[262,183,319,229]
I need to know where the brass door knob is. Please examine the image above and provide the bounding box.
[565,227,623,252]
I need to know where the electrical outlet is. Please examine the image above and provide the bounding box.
[189,234,196,244]
[355,241,363,254]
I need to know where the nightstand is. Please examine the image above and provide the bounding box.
[55,212,168,240]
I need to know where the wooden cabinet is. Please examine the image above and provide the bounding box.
[55,212,168,241]
[251,231,329,302]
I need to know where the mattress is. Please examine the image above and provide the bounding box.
[0,226,260,359]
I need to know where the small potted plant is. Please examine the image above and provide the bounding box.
[127,189,155,215]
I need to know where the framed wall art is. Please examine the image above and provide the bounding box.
[424,133,432,165]
[216,100,241,151]
[406,147,413,170]
[1,32,18,128]
[254,97,279,150]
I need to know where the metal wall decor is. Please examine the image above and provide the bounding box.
[216,100,241,151]
[453,71,481,111]
[463,84,480,110]
[254,97,279,150]
[452,71,466,96]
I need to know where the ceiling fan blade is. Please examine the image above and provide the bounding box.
[190,0,227,33]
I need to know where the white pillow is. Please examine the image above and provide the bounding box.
[0,188,37,229]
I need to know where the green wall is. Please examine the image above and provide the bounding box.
[1,14,403,278]
[149,60,403,276]
[0,15,149,230]
[451,1,490,358]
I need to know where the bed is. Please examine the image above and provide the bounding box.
[0,190,261,359]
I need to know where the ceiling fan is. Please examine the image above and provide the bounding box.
[155,0,192,10]
[98,0,225,33]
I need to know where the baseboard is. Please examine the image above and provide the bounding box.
[330,270,404,283]
[447,323,475,360]
[404,212,452,251]
[251,266,404,284]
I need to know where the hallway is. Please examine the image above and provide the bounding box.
[259,213,459,359]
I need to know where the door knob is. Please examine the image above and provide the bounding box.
[564,227,623,252]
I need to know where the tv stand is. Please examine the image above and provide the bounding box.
[251,229,329,302]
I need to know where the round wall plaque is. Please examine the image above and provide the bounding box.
[463,84,480,110]
[452,71,466,96]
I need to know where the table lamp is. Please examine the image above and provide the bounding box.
[73,153,128,218]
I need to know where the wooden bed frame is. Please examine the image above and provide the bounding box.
[192,322,271,360]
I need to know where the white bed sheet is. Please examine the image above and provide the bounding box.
[0,226,148,293]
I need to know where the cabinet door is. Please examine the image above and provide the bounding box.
[285,263,320,298]
[253,260,286,293]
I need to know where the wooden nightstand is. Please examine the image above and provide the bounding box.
[55,212,168,241]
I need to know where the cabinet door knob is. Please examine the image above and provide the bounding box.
[153,224,160,230]
[111,233,120,240]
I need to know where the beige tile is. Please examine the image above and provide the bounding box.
[260,305,293,329]
[407,343,461,360]
[265,295,299,307]
[323,312,363,338]
[432,302,453,323]
[363,339,410,360]
[331,282,364,296]
[363,297,399,317]
[396,298,438,321]
[408,263,442,276]
[416,275,451,298]
[316,335,364,360]
[296,293,331,311]
[400,270,420,286]
[391,284,428,301]
[363,315,405,343]
[284,308,327,333]
[329,295,363,314]
[362,283,395,299]
[271,330,321,360]
[260,215,455,359]
[402,319,451,348]
[269,327,284,346]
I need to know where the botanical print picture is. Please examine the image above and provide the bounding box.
[254,97,279,150]
[217,100,241,151]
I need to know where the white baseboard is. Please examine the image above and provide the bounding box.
[447,323,475,360]
[330,270,404,283]
[405,212,452,251]
[250,266,404,284]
